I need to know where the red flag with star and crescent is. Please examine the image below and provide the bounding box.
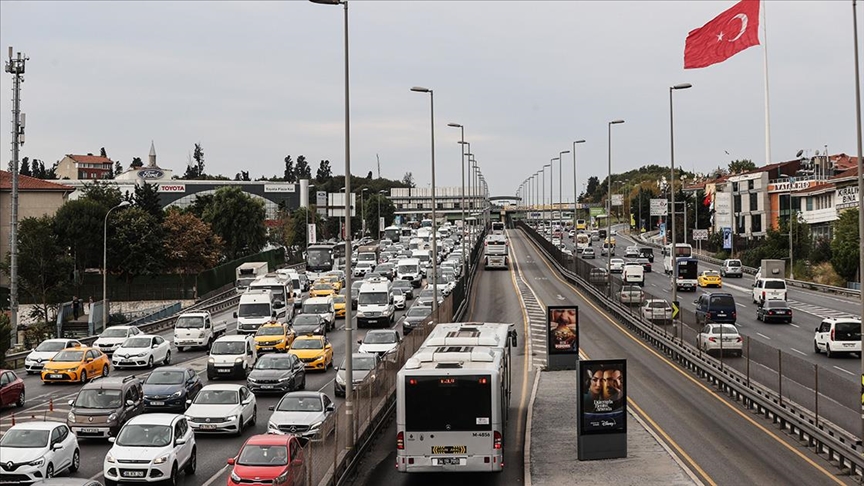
[684,0,761,69]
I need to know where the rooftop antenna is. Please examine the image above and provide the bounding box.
[376,153,381,179]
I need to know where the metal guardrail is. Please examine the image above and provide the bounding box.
[522,224,864,478]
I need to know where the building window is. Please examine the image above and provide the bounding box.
[736,214,745,234]
[806,198,813,211]
[752,214,762,233]
[748,179,754,190]
[749,193,758,211]
[733,195,742,213]
[732,182,739,192]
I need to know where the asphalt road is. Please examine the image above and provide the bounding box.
[516,229,853,485]
[1,287,416,485]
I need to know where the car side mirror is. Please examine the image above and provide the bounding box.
[815,327,819,332]
[272,311,277,318]
[126,400,135,407]
[175,438,187,446]
[86,358,94,363]
[693,300,698,305]
[108,437,116,443]
[227,457,236,466]
[68,399,75,406]
[152,344,159,349]
[242,398,252,405]
[186,399,193,406]
[357,340,362,345]
[326,404,335,412]
[233,312,238,319]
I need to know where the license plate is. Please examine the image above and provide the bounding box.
[150,401,165,406]
[217,368,231,373]
[435,458,463,466]
[261,385,274,389]
[122,470,145,477]
[80,428,101,433]
[261,347,274,351]
[49,374,63,379]
[368,319,378,324]
[200,424,217,430]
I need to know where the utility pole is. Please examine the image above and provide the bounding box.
[5,47,28,344]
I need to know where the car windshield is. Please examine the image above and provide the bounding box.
[239,303,271,318]
[52,350,84,362]
[257,326,285,336]
[364,333,397,344]
[351,356,377,370]
[175,316,204,329]
[277,396,323,412]
[303,304,330,314]
[238,445,288,466]
[359,292,388,305]
[710,295,735,307]
[123,337,152,348]
[35,341,69,352]
[195,389,239,404]
[727,260,741,267]
[313,283,332,291]
[294,315,321,326]
[765,280,786,289]
[74,389,122,409]
[0,429,49,448]
[102,328,129,338]
[292,339,323,350]
[407,307,431,317]
[116,424,172,447]
[649,301,669,308]
[398,265,418,274]
[210,341,245,355]
[703,271,719,277]
[764,301,787,309]
[333,295,346,304]
[711,325,739,335]
[145,370,186,385]
[254,356,294,370]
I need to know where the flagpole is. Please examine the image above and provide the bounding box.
[762,0,772,166]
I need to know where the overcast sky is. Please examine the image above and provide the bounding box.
[1,1,860,203]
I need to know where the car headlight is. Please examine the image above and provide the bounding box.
[28,457,44,467]
[208,357,215,363]
[278,376,291,382]
[247,377,257,383]
[335,374,345,386]
[67,411,76,422]
[308,420,323,431]
[274,471,289,484]
[134,352,147,357]
[225,415,237,422]
[171,390,183,398]
[106,453,116,463]
[153,454,169,465]
[235,357,244,363]
[108,413,118,423]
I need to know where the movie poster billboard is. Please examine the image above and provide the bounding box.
[547,306,578,355]
[579,359,627,435]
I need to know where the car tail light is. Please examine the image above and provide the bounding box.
[708,337,716,342]
[493,431,502,450]
[736,337,743,342]
[768,311,774,315]
[397,431,404,450]
[732,311,736,318]
[831,328,835,341]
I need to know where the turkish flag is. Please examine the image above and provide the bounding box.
[684,0,760,69]
[703,191,712,207]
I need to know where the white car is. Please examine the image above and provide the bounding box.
[184,384,257,435]
[581,248,596,259]
[104,413,196,486]
[93,325,142,355]
[267,391,335,441]
[357,329,402,356]
[0,422,80,482]
[24,338,82,374]
[391,289,407,310]
[112,334,172,369]
[608,258,625,273]
[625,246,639,258]
[642,299,673,322]
[697,323,743,356]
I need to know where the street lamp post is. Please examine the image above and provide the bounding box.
[558,150,570,229]
[549,159,557,233]
[103,200,131,328]
[309,0,356,450]
[306,184,316,256]
[669,82,692,339]
[448,123,468,264]
[572,140,585,236]
[411,86,438,319]
[779,173,795,279]
[361,187,368,237]
[851,0,864,443]
[543,164,551,234]
[607,120,625,289]
[377,189,387,238]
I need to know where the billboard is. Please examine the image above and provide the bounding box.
[307,224,317,244]
[611,194,623,207]
[547,306,578,355]
[714,192,732,229]
[579,359,627,435]
[722,227,733,250]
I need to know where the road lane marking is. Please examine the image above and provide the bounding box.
[790,323,799,328]
[201,464,230,486]
[833,366,855,376]
[790,348,807,356]
[523,233,847,486]
[507,232,533,476]
[756,333,771,340]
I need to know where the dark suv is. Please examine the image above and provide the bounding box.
[67,375,143,439]
[694,292,737,325]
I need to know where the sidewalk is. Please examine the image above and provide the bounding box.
[527,370,700,486]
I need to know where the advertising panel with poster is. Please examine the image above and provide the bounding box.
[579,359,627,435]
[547,306,578,355]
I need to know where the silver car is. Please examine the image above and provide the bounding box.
[267,391,335,442]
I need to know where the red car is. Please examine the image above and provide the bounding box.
[0,369,25,408]
[228,434,306,486]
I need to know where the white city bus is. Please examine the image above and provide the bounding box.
[663,243,693,275]
[383,225,402,242]
[396,323,516,473]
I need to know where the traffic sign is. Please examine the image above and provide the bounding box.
[650,198,667,216]
[692,229,709,241]
[671,300,680,319]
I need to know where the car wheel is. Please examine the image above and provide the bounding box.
[814,341,820,353]
[164,351,171,366]
[147,356,154,368]
[102,365,109,378]
[46,462,54,478]
[826,346,834,358]
[185,447,197,475]
[70,449,80,472]
[250,406,257,426]
[105,479,117,486]
[299,374,306,390]
[14,388,25,408]
[80,370,87,384]
[168,464,178,486]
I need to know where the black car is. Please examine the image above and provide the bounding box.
[399,306,432,334]
[638,247,654,263]
[247,353,306,393]
[756,299,793,323]
[292,314,327,335]
[142,367,203,413]
[391,280,415,300]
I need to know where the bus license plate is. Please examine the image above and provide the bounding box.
[435,457,463,466]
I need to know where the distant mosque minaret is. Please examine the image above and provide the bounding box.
[148,140,157,167]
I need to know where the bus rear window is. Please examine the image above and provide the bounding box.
[404,375,491,432]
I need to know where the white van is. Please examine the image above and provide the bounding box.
[249,275,294,322]
[302,296,335,331]
[752,278,787,305]
[396,258,423,288]
[173,311,226,351]
[234,289,278,335]
[207,334,257,379]
[411,249,432,275]
[622,262,645,286]
[276,269,303,307]
[357,278,395,328]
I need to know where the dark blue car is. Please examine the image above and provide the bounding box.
[142,366,203,412]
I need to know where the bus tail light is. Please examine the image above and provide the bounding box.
[493,431,502,450]
[397,431,404,450]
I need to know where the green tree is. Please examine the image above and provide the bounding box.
[130,157,144,169]
[728,159,756,174]
[19,157,31,176]
[202,186,267,260]
[401,172,415,188]
[12,216,73,324]
[284,156,295,183]
[831,209,859,282]
[162,210,223,286]
[193,142,205,177]
[81,181,124,209]
[0,313,11,368]
[185,193,214,219]
[107,207,164,284]
[316,160,332,183]
[585,176,600,200]
[134,181,163,222]
[55,199,110,271]
[114,160,123,177]
[295,155,311,180]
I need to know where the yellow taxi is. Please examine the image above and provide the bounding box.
[319,275,342,292]
[288,334,333,371]
[41,345,110,384]
[605,236,617,247]
[333,294,347,319]
[697,270,723,288]
[254,322,296,354]
[310,282,337,298]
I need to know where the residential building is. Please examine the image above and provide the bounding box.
[55,154,114,180]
